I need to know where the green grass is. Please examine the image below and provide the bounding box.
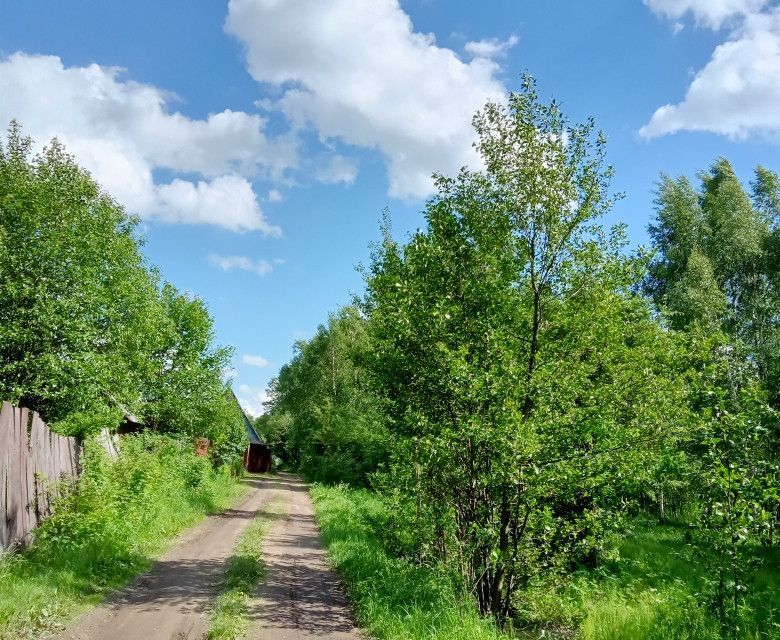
[311,484,780,640]
[310,484,511,640]
[515,522,780,640]
[207,496,287,640]
[0,435,245,640]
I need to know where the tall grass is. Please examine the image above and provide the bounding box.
[515,523,780,640]
[310,484,510,640]
[312,484,780,640]
[0,433,243,639]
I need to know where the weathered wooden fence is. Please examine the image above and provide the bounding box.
[0,402,80,550]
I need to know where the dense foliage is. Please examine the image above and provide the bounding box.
[257,306,388,484]
[645,160,780,633]
[265,79,780,637]
[0,434,241,638]
[365,79,686,619]
[0,123,246,456]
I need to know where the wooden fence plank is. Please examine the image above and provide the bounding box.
[30,414,41,521]
[0,402,12,549]
[55,432,64,481]
[32,414,49,520]
[7,407,22,546]
[19,411,29,541]
[46,425,56,506]
[62,436,70,479]
[27,418,36,530]
[17,408,30,544]
[43,423,53,503]
[24,410,36,540]
[0,404,81,550]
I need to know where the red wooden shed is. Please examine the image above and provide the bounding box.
[240,404,271,473]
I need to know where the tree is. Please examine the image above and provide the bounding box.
[646,160,780,633]
[647,160,779,379]
[365,77,682,620]
[261,306,388,484]
[0,123,164,427]
[142,284,245,461]
[0,123,246,460]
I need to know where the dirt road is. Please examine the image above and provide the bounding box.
[246,475,362,639]
[55,473,361,640]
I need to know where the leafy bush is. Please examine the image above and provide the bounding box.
[0,433,241,639]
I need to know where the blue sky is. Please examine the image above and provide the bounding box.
[2,0,780,414]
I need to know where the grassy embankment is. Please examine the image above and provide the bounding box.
[518,523,780,640]
[0,435,245,640]
[207,495,286,640]
[311,484,510,640]
[311,485,780,640]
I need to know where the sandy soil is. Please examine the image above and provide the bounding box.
[246,474,362,640]
[53,473,361,640]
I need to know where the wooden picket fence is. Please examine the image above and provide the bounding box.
[0,402,80,550]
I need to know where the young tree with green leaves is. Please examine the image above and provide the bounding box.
[365,77,683,620]
[260,305,387,484]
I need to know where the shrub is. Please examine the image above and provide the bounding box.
[0,432,241,639]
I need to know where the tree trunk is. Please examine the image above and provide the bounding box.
[490,492,511,617]
[522,288,541,419]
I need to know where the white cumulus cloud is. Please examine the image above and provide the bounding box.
[0,52,292,233]
[644,0,769,29]
[464,35,519,59]
[642,3,780,141]
[208,254,275,275]
[237,384,270,417]
[225,0,508,200]
[158,176,281,234]
[242,354,270,367]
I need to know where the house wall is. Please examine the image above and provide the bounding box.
[244,443,272,473]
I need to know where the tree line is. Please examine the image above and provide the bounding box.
[0,123,246,463]
[260,78,779,635]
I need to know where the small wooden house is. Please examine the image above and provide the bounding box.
[230,391,271,473]
[243,416,271,473]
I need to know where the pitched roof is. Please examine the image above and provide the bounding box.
[243,411,264,445]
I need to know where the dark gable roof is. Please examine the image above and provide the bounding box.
[244,411,264,445]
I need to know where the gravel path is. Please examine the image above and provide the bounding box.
[53,473,361,640]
